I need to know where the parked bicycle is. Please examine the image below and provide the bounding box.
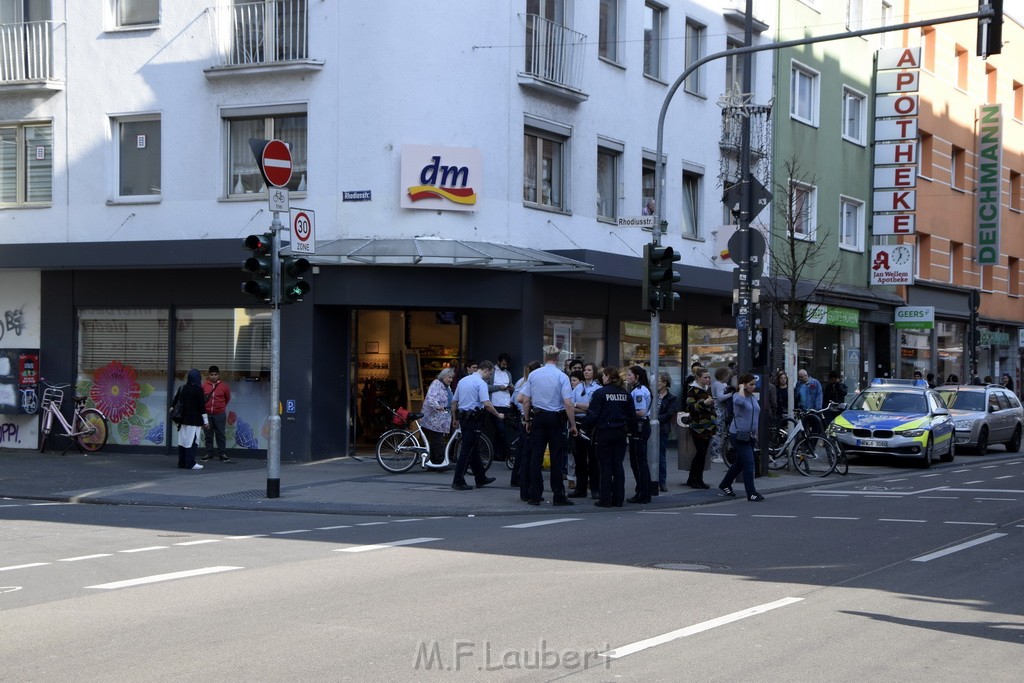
[374,401,493,474]
[767,405,843,476]
[38,382,109,454]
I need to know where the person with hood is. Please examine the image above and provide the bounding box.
[173,368,209,470]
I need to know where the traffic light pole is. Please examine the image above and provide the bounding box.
[647,4,992,476]
[267,211,283,499]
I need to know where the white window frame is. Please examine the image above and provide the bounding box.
[524,118,571,212]
[725,38,747,93]
[684,20,706,96]
[111,114,161,203]
[644,2,664,80]
[790,61,820,126]
[109,0,160,30]
[789,180,817,241]
[223,104,308,198]
[681,168,701,239]
[0,120,53,207]
[841,86,867,145]
[596,141,621,222]
[846,0,864,31]
[879,1,893,48]
[598,0,620,64]
[839,196,864,251]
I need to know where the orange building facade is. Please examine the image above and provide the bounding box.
[895,1,1024,386]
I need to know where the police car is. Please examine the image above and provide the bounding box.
[827,379,955,467]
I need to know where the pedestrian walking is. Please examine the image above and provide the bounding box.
[685,367,715,489]
[520,346,577,506]
[719,373,765,502]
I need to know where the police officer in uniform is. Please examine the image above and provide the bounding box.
[450,360,500,491]
[520,345,577,506]
[583,367,635,507]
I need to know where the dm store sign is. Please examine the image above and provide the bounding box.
[401,144,481,212]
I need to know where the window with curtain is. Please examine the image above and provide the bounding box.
[116,0,159,27]
[523,128,566,210]
[684,21,705,95]
[840,197,864,250]
[681,171,700,238]
[226,110,307,196]
[598,0,618,62]
[842,87,866,144]
[597,146,618,220]
[0,122,52,206]
[790,62,819,125]
[643,3,663,79]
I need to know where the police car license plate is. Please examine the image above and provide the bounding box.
[857,439,887,447]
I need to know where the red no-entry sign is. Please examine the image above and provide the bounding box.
[261,139,293,188]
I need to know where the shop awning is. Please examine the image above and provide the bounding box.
[289,238,594,273]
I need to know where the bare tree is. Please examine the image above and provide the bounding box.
[761,156,843,335]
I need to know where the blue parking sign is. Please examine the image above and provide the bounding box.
[285,399,296,414]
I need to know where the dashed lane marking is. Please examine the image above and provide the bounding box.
[879,518,927,523]
[502,518,584,529]
[995,476,1015,480]
[638,511,680,515]
[0,563,49,572]
[975,497,1016,502]
[118,546,168,554]
[356,522,389,526]
[315,525,351,530]
[88,566,243,590]
[912,533,1007,563]
[392,519,424,523]
[921,474,940,478]
[943,488,1024,494]
[943,521,997,526]
[174,540,222,546]
[813,516,860,520]
[270,529,312,535]
[59,554,112,562]
[884,478,908,482]
[600,597,803,659]
[752,515,797,519]
[981,466,999,469]
[919,496,959,499]
[963,481,985,485]
[334,537,441,553]
[225,534,268,540]
[694,513,737,517]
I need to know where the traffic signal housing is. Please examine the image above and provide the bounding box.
[642,244,681,311]
[280,255,311,303]
[977,0,1003,57]
[242,233,273,302]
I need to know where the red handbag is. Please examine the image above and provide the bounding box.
[392,407,410,427]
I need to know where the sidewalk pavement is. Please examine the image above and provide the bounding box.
[0,447,918,517]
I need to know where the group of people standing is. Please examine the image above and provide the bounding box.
[171,365,233,471]
[419,348,768,507]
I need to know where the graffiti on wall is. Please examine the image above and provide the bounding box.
[0,306,25,342]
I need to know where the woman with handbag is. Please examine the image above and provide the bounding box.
[719,373,765,502]
[421,368,455,466]
[685,367,715,488]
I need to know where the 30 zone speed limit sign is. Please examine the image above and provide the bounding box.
[291,209,316,255]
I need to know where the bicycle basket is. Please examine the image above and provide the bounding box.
[41,387,64,411]
[392,406,410,427]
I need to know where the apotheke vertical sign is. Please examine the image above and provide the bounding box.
[872,47,920,241]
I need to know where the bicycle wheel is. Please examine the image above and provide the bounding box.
[792,435,838,477]
[448,432,494,472]
[77,409,109,452]
[833,448,849,476]
[39,410,52,453]
[375,429,419,473]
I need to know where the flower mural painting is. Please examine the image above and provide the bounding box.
[89,360,142,423]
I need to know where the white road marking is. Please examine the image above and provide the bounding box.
[879,518,927,523]
[225,534,268,539]
[921,474,940,478]
[867,495,895,499]
[975,497,1016,502]
[981,466,998,469]
[118,546,168,554]
[912,533,1007,563]
[335,537,441,553]
[392,519,423,523]
[0,563,49,572]
[88,566,243,590]
[818,487,947,497]
[502,518,583,529]
[943,488,1024,493]
[963,480,984,485]
[752,515,797,519]
[600,597,803,659]
[0,504,21,508]
[638,511,680,515]
[813,516,860,520]
[270,529,311,535]
[29,503,63,506]
[356,522,389,526]
[884,478,907,482]
[811,494,849,497]
[995,475,1015,480]
[315,525,352,530]
[59,554,112,562]
[174,540,222,546]
[943,521,997,526]
[951,469,970,473]
[694,513,737,517]
[919,496,959,500]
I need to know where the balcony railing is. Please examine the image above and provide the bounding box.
[0,20,57,84]
[522,14,586,94]
[218,0,308,67]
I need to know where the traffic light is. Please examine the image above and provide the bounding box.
[280,255,311,303]
[242,233,273,302]
[977,0,1003,57]
[642,244,681,311]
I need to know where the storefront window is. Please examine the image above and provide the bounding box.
[77,308,169,447]
[620,320,684,388]
[544,316,606,370]
[174,308,271,451]
[840,328,861,391]
[898,329,931,380]
[76,308,272,450]
[686,326,737,382]
[936,321,965,383]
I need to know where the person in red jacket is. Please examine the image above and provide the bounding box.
[201,365,233,463]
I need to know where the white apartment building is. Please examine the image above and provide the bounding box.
[0,0,773,460]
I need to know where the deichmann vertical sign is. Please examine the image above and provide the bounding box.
[976,104,1003,265]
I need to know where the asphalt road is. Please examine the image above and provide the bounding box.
[2,457,1022,681]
